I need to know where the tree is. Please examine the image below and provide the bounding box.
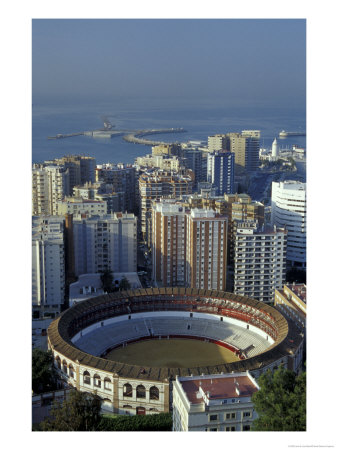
[32,349,58,394]
[40,390,102,431]
[251,366,306,431]
[97,413,172,431]
[100,270,114,293]
[119,276,131,291]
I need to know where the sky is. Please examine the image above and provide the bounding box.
[32,19,306,109]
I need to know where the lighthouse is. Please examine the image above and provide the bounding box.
[272,138,278,159]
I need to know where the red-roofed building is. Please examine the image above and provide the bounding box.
[172,372,259,431]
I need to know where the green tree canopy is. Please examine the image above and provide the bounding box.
[98,413,172,431]
[252,366,306,431]
[119,276,131,291]
[32,349,58,394]
[100,270,114,293]
[40,390,102,431]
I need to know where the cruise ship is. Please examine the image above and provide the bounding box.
[279,130,306,138]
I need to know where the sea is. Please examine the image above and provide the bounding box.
[32,100,306,165]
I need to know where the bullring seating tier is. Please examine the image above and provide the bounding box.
[47,288,304,381]
[74,316,271,359]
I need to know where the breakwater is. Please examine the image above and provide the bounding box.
[123,128,186,146]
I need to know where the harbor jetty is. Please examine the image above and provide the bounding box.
[48,132,84,140]
[48,127,186,145]
[123,128,186,146]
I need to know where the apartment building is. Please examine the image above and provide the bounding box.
[172,372,259,432]
[139,170,193,246]
[208,134,228,152]
[271,180,306,269]
[207,131,260,173]
[228,130,260,172]
[95,163,137,213]
[207,151,235,195]
[57,197,107,216]
[72,213,137,276]
[135,154,183,172]
[32,216,66,318]
[49,155,96,190]
[73,181,122,213]
[152,143,182,157]
[186,209,227,290]
[234,223,287,303]
[182,148,204,190]
[152,199,228,290]
[228,196,265,264]
[32,165,70,216]
[152,200,187,287]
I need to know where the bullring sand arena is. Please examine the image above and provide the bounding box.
[104,338,240,368]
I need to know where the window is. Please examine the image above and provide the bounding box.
[209,428,218,431]
[243,425,251,431]
[226,412,236,420]
[136,385,146,399]
[69,364,75,378]
[83,371,91,385]
[123,383,132,397]
[104,377,111,390]
[209,414,218,421]
[55,356,61,370]
[149,386,159,400]
[93,374,101,388]
[243,411,252,418]
[226,426,236,431]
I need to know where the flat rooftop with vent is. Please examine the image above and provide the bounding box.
[172,371,259,432]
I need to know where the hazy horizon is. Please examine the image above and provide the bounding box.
[32,19,306,111]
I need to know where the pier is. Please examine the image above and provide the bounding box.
[48,132,84,140]
[123,128,186,146]
[48,127,186,145]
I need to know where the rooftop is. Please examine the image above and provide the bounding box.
[179,373,259,405]
[285,284,307,304]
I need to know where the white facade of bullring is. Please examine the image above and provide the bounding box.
[52,351,167,416]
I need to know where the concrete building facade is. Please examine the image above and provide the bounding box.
[186,209,228,291]
[139,170,193,246]
[57,197,107,216]
[228,130,260,173]
[135,154,183,172]
[152,200,188,287]
[271,180,306,269]
[95,164,137,213]
[32,165,70,216]
[151,200,227,290]
[208,134,228,152]
[172,372,259,431]
[48,155,96,191]
[234,223,287,303]
[32,216,66,317]
[207,151,235,195]
[72,213,137,276]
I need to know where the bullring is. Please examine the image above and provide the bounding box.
[47,287,304,416]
